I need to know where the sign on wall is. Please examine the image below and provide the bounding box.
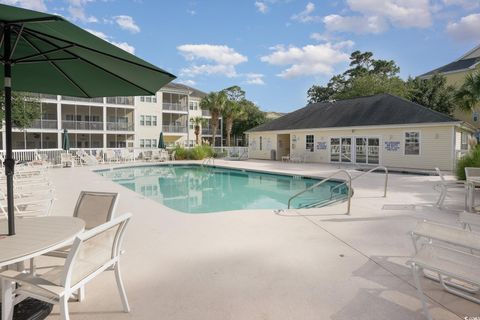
[384,141,401,152]
[316,141,327,150]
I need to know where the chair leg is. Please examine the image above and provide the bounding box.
[60,296,70,320]
[77,286,85,302]
[114,263,130,312]
[411,264,432,320]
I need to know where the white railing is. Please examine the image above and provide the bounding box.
[212,147,249,159]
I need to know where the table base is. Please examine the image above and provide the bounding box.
[0,299,52,320]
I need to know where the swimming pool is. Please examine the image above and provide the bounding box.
[98,164,348,213]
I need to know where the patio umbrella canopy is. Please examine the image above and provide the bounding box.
[158,132,166,149]
[62,128,70,151]
[1,4,176,235]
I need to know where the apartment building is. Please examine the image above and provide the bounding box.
[2,83,222,149]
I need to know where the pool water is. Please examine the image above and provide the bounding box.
[98,165,348,213]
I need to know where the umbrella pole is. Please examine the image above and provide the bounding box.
[3,25,15,235]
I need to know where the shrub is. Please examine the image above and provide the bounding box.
[456,147,480,180]
[173,145,188,160]
[172,145,214,160]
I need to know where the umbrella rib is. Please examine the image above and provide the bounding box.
[15,57,79,64]
[3,17,62,24]
[24,28,176,77]
[20,33,90,97]
[23,29,154,95]
[9,24,24,59]
[13,44,75,63]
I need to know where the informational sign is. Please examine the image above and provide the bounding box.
[384,141,401,152]
[316,141,327,150]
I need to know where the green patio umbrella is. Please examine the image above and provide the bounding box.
[158,132,166,149]
[1,4,175,235]
[62,128,70,151]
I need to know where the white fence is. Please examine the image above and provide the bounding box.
[0,146,249,166]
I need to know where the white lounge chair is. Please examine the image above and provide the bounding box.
[60,153,75,168]
[281,154,290,162]
[0,213,132,320]
[460,211,480,231]
[169,150,176,161]
[408,244,480,320]
[465,167,480,212]
[434,168,466,209]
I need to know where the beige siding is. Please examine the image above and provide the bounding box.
[248,133,277,160]
[248,125,457,170]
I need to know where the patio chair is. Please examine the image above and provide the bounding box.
[281,154,290,162]
[121,149,134,162]
[60,153,74,168]
[169,150,176,161]
[407,243,480,320]
[0,189,56,218]
[0,213,132,320]
[465,167,480,211]
[434,168,466,209]
[460,211,480,231]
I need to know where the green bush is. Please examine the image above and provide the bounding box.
[456,147,480,180]
[172,145,214,160]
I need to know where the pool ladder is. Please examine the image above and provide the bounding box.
[287,166,389,214]
[202,157,215,167]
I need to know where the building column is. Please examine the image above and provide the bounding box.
[103,106,107,131]
[103,133,107,148]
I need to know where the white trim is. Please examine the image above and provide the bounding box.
[404,130,421,156]
[249,122,462,135]
[451,126,456,171]
[459,44,480,60]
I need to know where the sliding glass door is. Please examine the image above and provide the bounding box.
[331,136,380,164]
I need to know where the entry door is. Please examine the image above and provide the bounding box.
[341,138,352,162]
[355,138,367,163]
[330,138,340,162]
[367,138,379,164]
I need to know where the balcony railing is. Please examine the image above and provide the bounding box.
[25,93,58,100]
[162,103,188,112]
[106,96,134,106]
[62,120,104,130]
[61,96,104,103]
[201,110,211,117]
[201,128,214,135]
[29,119,58,129]
[107,122,134,131]
[162,125,187,133]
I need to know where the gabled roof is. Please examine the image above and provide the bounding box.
[420,44,480,78]
[247,94,458,133]
[162,82,207,98]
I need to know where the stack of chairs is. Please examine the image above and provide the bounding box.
[0,164,56,219]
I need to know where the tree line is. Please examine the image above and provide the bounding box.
[307,50,480,115]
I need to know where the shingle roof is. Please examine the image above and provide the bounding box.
[247,94,458,133]
[420,57,480,77]
[162,82,207,98]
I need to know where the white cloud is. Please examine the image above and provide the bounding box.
[177,79,197,86]
[244,73,265,85]
[178,44,248,65]
[446,13,480,42]
[66,0,97,23]
[180,64,238,78]
[323,14,388,34]
[291,2,319,23]
[86,29,135,54]
[261,42,353,78]
[0,0,47,11]
[113,15,140,33]
[255,1,268,13]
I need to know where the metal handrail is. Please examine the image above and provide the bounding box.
[202,157,214,166]
[330,166,388,198]
[287,170,353,214]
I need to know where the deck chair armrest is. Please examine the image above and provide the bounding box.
[0,269,65,296]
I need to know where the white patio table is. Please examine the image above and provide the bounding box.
[0,216,85,320]
[466,177,480,212]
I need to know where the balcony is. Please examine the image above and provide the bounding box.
[106,96,134,106]
[201,127,214,135]
[201,110,211,117]
[29,119,58,129]
[162,103,188,112]
[61,96,104,103]
[163,125,187,133]
[107,122,134,131]
[62,120,104,130]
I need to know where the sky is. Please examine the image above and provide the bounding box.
[2,0,480,112]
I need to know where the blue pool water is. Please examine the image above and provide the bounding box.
[97,165,347,213]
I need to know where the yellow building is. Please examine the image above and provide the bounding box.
[420,44,480,129]
[246,94,474,171]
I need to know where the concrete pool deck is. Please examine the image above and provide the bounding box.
[41,159,478,319]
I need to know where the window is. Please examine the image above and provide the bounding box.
[152,139,157,147]
[189,101,198,110]
[189,124,194,129]
[145,116,152,126]
[461,132,469,150]
[306,135,314,152]
[140,96,145,102]
[145,139,151,148]
[140,96,156,103]
[140,115,144,126]
[140,139,145,148]
[259,136,263,150]
[405,132,420,155]
[153,116,157,126]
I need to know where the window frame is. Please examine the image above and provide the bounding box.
[404,131,420,156]
[140,115,145,126]
[305,134,314,152]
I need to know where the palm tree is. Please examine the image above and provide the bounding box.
[200,91,227,146]
[190,116,207,145]
[455,71,480,113]
[222,100,245,146]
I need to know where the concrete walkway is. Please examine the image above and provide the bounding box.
[42,160,478,319]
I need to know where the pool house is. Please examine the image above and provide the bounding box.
[246,94,475,171]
